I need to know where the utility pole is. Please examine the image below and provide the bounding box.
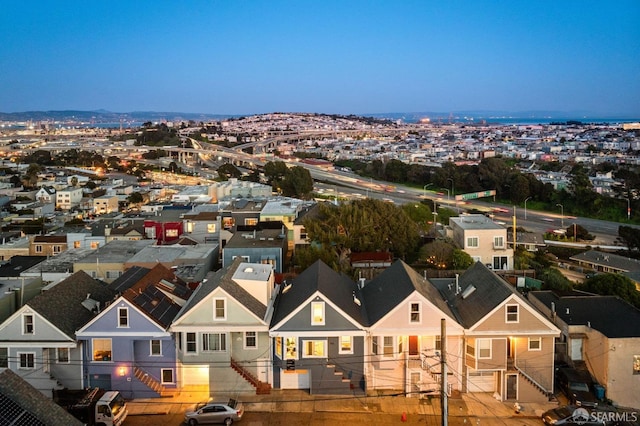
[441,318,448,426]
[513,206,517,250]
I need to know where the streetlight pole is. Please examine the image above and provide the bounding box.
[447,178,454,201]
[423,183,433,198]
[556,203,564,228]
[524,197,532,220]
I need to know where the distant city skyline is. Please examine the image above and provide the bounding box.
[1,1,639,117]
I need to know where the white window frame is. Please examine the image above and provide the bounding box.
[339,336,353,354]
[494,236,504,248]
[302,340,327,358]
[372,336,379,355]
[477,339,492,359]
[161,368,174,384]
[383,336,394,358]
[311,301,325,325]
[92,338,113,362]
[213,298,227,321]
[528,337,542,351]
[18,352,35,369]
[150,339,162,356]
[202,333,227,352]
[57,347,70,363]
[506,304,519,323]
[275,336,282,358]
[186,332,197,354]
[409,302,421,323]
[117,307,129,328]
[207,223,217,233]
[22,314,34,335]
[466,236,479,248]
[244,331,257,350]
[285,337,297,360]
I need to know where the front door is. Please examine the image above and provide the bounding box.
[409,336,419,356]
[506,374,517,400]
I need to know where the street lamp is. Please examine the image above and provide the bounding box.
[556,203,564,228]
[432,200,438,227]
[447,178,454,201]
[423,183,433,198]
[524,197,532,220]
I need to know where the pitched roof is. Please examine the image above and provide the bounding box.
[570,249,640,273]
[362,259,454,324]
[529,291,640,338]
[27,271,116,338]
[0,369,83,426]
[110,264,188,296]
[270,260,367,327]
[125,285,183,329]
[431,262,516,328]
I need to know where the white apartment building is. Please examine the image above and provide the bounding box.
[448,214,513,270]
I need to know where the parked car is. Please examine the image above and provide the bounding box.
[556,367,599,407]
[542,406,606,425]
[184,398,243,425]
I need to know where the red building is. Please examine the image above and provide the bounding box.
[143,220,183,244]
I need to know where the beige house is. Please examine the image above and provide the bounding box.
[55,186,83,210]
[449,214,514,270]
[529,291,640,409]
[93,195,119,215]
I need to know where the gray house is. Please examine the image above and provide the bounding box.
[222,222,288,273]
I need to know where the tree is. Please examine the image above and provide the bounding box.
[293,245,338,272]
[579,273,640,308]
[452,249,474,269]
[279,166,313,199]
[539,268,573,291]
[127,192,144,205]
[70,176,78,187]
[217,163,242,180]
[401,202,432,230]
[619,225,640,252]
[566,224,594,241]
[264,161,289,184]
[419,240,455,269]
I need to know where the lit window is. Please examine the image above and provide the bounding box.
[118,308,128,327]
[275,337,282,358]
[57,348,70,363]
[506,305,519,323]
[303,340,326,358]
[186,333,196,353]
[477,339,491,358]
[74,241,81,248]
[23,314,34,334]
[185,221,194,233]
[285,337,297,360]
[528,338,541,351]
[244,218,258,226]
[202,333,226,352]
[214,298,226,320]
[166,229,178,237]
[339,336,353,354]
[410,303,420,323]
[91,242,100,249]
[383,336,394,357]
[634,355,640,375]
[207,223,216,233]
[93,339,112,361]
[244,332,257,349]
[467,237,479,248]
[150,339,162,356]
[161,369,174,384]
[19,353,35,369]
[311,301,325,325]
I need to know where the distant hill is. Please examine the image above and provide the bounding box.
[0,110,238,123]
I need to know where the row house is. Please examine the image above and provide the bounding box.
[30,235,67,256]
[55,186,83,210]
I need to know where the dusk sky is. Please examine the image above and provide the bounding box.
[1,1,639,117]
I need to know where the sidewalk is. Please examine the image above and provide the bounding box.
[127,386,558,420]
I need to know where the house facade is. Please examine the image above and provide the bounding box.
[55,186,83,210]
[449,214,514,270]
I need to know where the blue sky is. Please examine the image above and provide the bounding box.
[1,0,639,117]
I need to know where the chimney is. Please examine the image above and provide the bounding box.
[566,307,570,315]
[359,277,366,289]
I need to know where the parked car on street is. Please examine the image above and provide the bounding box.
[556,367,599,407]
[184,398,243,425]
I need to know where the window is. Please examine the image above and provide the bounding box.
[186,333,196,354]
[275,337,282,358]
[303,340,326,358]
[372,336,379,355]
[466,236,479,248]
[23,314,34,334]
[53,245,61,253]
[207,223,217,233]
[311,301,325,325]
[93,339,112,361]
[74,241,81,248]
[118,308,128,327]
[634,355,640,375]
[383,336,394,357]
[150,339,162,356]
[202,333,226,352]
[477,339,491,358]
[161,369,174,384]
[244,332,257,349]
[0,348,8,368]
[35,245,43,253]
[19,353,35,369]
[244,218,258,226]
[300,227,308,240]
[493,256,508,270]
[214,298,226,320]
[177,332,182,351]
[57,348,70,363]
[106,270,121,279]
[90,242,100,249]
[285,337,297,360]
[339,336,353,354]
[166,229,178,237]
[466,342,475,356]
[528,338,541,351]
[185,221,194,233]
[506,305,519,323]
[410,303,420,323]
[494,236,504,248]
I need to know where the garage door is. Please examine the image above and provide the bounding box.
[467,370,495,393]
[180,363,210,386]
[280,370,310,389]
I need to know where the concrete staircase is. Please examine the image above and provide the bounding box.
[133,366,172,397]
[324,363,358,395]
[230,358,271,395]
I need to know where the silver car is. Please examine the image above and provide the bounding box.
[184,398,243,425]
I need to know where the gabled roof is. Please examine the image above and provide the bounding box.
[529,291,640,338]
[362,259,454,325]
[432,262,516,328]
[110,264,189,298]
[125,285,182,329]
[270,260,367,327]
[27,271,115,338]
[0,369,82,426]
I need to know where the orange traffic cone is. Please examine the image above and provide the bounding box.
[401,412,407,422]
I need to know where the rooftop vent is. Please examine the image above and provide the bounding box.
[461,285,476,299]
